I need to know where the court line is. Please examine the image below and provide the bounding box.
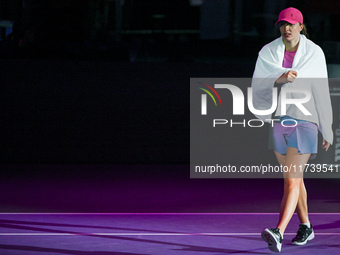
[1,213,340,215]
[0,232,339,236]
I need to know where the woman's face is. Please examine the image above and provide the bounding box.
[279,22,303,43]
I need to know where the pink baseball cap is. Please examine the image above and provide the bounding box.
[275,7,303,25]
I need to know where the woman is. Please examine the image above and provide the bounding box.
[251,7,333,253]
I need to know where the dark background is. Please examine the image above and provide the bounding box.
[1,0,340,176]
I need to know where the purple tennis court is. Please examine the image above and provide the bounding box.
[0,213,340,255]
[1,165,340,254]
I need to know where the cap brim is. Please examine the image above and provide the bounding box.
[275,19,299,25]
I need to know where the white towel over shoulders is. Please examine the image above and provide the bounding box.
[251,35,333,144]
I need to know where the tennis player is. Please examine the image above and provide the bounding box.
[251,7,333,252]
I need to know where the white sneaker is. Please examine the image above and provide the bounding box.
[261,228,283,253]
[291,224,314,245]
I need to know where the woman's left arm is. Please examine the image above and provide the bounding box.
[311,48,334,146]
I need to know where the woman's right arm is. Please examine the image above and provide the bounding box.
[275,70,298,84]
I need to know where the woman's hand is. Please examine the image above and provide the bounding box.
[276,70,298,84]
[322,139,330,151]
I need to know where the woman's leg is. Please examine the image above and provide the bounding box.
[274,147,311,235]
[274,150,286,166]
[296,180,310,224]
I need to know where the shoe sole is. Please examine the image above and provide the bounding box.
[261,228,282,252]
[291,231,314,246]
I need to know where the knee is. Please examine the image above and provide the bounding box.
[284,178,303,190]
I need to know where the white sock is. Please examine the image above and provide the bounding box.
[301,222,311,228]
